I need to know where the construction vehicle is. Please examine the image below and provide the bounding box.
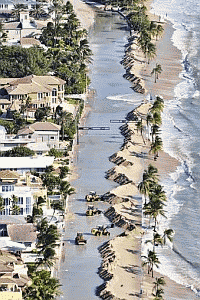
[91,225,110,236]
[86,205,102,216]
[85,191,101,202]
[75,232,87,245]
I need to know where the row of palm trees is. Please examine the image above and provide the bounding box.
[138,164,173,299]
[136,98,173,299]
[125,2,164,63]
[147,96,164,160]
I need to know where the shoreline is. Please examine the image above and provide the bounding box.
[63,0,196,299]
[92,3,196,300]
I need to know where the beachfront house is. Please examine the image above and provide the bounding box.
[0,122,65,154]
[0,250,31,300]
[0,156,54,175]
[2,10,43,43]
[0,74,65,117]
[16,122,61,149]
[0,170,47,216]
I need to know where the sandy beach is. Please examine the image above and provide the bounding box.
[65,0,196,299]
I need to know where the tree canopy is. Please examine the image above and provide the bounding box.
[0,46,52,78]
[1,146,35,157]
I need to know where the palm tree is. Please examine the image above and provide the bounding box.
[151,63,162,83]
[146,41,156,64]
[20,96,31,121]
[60,180,75,204]
[56,108,73,141]
[145,232,164,251]
[147,164,159,180]
[0,196,4,215]
[155,24,164,40]
[142,250,160,277]
[143,197,166,231]
[150,135,163,160]
[151,96,164,113]
[30,2,46,19]
[10,195,20,215]
[149,184,167,204]
[23,269,61,299]
[136,119,145,144]
[149,21,157,39]
[152,111,162,126]
[163,228,174,244]
[51,200,64,216]
[11,4,27,20]
[151,124,160,143]
[152,276,165,299]
[138,175,151,205]
[138,165,158,204]
[36,218,60,268]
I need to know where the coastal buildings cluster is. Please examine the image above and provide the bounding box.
[0,0,88,298]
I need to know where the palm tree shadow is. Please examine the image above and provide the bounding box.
[121,265,141,275]
[126,249,140,255]
[129,292,141,297]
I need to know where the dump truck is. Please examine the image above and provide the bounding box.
[75,232,87,245]
[86,205,102,216]
[91,225,110,236]
[85,191,101,202]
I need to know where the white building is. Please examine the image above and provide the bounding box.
[0,0,36,12]
[0,156,54,175]
[0,170,47,216]
[3,10,43,42]
[16,122,61,149]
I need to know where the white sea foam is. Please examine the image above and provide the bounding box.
[106,94,143,103]
[192,90,200,98]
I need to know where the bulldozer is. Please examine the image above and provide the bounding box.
[86,205,102,216]
[85,191,101,202]
[75,232,87,245]
[91,225,110,236]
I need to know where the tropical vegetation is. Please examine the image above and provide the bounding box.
[0,1,92,94]
[136,96,174,299]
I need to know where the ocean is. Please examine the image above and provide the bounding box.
[149,0,200,296]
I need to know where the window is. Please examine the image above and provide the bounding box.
[4,198,10,206]
[18,197,23,205]
[26,197,31,215]
[50,136,55,140]
[24,242,32,247]
[5,4,8,8]
[52,98,56,104]
[2,186,14,192]
[38,93,43,100]
[20,208,23,215]
[52,88,57,97]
